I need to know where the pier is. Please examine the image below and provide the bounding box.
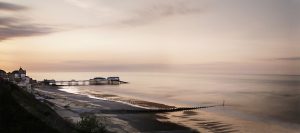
[45,77,128,86]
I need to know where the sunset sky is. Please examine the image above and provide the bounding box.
[0,0,299,74]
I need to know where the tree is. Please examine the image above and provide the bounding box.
[76,115,107,133]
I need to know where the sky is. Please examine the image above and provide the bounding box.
[0,0,299,74]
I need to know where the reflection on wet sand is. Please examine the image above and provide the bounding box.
[158,111,238,133]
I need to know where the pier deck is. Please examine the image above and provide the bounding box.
[46,79,128,86]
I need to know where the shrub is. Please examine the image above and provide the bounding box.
[76,115,107,133]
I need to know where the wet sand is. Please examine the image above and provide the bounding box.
[35,85,196,133]
[160,108,300,133]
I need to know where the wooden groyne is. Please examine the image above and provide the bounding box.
[88,105,223,114]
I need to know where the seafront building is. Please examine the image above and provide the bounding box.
[0,67,36,93]
[89,77,108,85]
[0,69,8,81]
[107,77,120,84]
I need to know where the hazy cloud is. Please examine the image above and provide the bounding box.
[62,0,204,27]
[0,1,27,11]
[64,0,91,9]
[274,57,300,61]
[0,23,55,40]
[26,60,171,72]
[0,2,56,41]
[61,60,170,71]
[120,1,203,26]
[0,17,17,25]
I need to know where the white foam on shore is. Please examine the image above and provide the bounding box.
[59,86,80,94]
[86,95,151,109]
[59,86,152,109]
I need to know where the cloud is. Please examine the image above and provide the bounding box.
[0,23,55,40]
[64,0,91,9]
[118,1,203,26]
[0,1,27,11]
[0,17,17,25]
[25,60,172,72]
[274,57,300,61]
[62,0,203,27]
[0,2,56,41]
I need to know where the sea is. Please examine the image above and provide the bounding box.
[29,72,300,132]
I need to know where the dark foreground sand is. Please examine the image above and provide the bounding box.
[35,85,197,133]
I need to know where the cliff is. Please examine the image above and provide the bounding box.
[0,81,78,133]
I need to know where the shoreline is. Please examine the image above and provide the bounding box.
[35,85,197,133]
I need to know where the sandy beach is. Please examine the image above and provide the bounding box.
[35,85,198,133]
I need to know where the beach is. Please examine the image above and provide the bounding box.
[36,85,199,133]
[36,84,300,133]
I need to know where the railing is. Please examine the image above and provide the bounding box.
[48,80,128,86]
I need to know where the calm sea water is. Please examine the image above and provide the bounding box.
[29,72,300,129]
